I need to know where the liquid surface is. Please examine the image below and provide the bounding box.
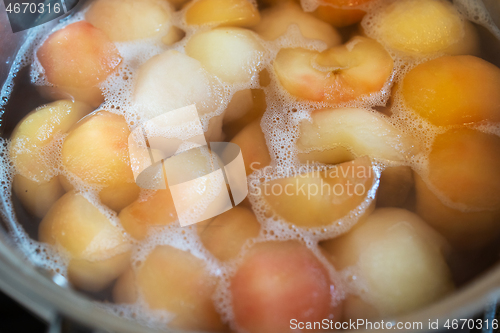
[0,0,500,330]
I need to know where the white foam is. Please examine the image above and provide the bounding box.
[2,0,500,330]
[454,0,500,40]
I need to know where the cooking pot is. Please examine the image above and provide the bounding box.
[0,1,499,332]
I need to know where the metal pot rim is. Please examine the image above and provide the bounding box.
[0,1,499,332]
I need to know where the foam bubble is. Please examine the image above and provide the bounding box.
[2,0,500,330]
[454,0,500,40]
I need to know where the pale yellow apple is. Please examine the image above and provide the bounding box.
[10,100,92,182]
[371,0,478,56]
[185,28,265,84]
[133,50,223,126]
[113,245,226,331]
[198,206,260,261]
[253,2,342,47]
[261,157,375,227]
[62,111,134,187]
[322,208,453,319]
[86,0,173,42]
[61,110,144,215]
[297,108,418,164]
[13,175,65,218]
[10,100,92,217]
[39,191,131,291]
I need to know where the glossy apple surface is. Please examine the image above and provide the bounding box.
[39,191,131,291]
[231,241,341,333]
[199,206,260,261]
[322,208,453,319]
[297,108,418,164]
[86,0,172,41]
[185,28,265,84]
[10,100,92,217]
[415,129,500,249]
[274,37,393,103]
[402,55,500,126]
[113,245,226,331]
[254,2,342,47]
[372,0,478,56]
[62,111,134,187]
[261,157,375,227]
[37,21,121,105]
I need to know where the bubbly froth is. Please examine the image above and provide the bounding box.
[0,0,499,329]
